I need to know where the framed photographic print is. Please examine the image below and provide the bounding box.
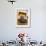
[16,8,31,28]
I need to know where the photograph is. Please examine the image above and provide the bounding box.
[16,8,31,28]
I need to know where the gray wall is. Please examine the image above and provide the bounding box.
[0,0,46,41]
